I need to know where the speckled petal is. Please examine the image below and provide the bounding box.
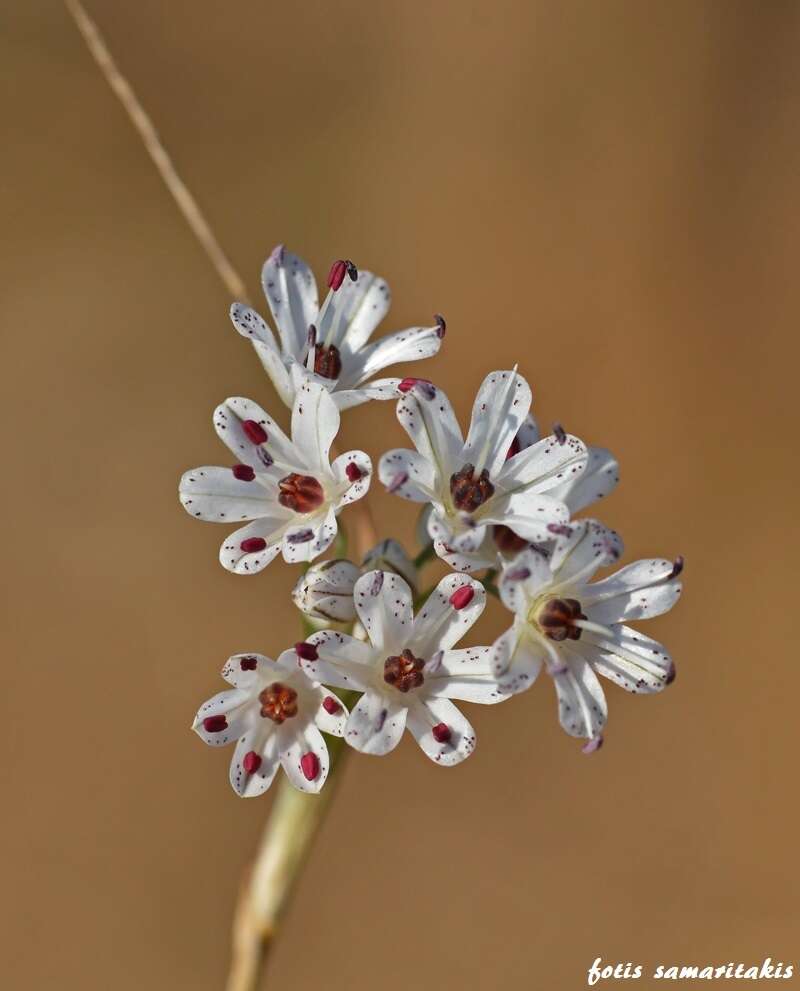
[552,652,607,740]
[492,626,546,695]
[261,246,318,358]
[279,722,330,794]
[220,517,288,575]
[396,383,464,483]
[426,647,509,705]
[582,626,674,693]
[348,324,443,386]
[378,449,438,502]
[461,369,532,479]
[548,519,624,586]
[406,697,476,766]
[548,445,619,514]
[582,558,682,623]
[179,466,274,523]
[344,689,407,756]
[229,728,281,798]
[291,381,340,475]
[353,570,414,654]
[412,574,486,656]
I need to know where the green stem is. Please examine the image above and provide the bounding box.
[413,543,437,569]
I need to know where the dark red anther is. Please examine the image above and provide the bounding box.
[553,423,567,445]
[301,752,320,781]
[232,464,256,482]
[258,683,298,723]
[239,656,258,671]
[345,462,364,482]
[327,259,347,290]
[313,343,342,379]
[383,649,425,693]
[307,324,317,347]
[240,537,267,553]
[434,314,446,339]
[450,464,494,513]
[449,585,475,610]
[202,714,228,733]
[398,377,436,400]
[322,696,341,715]
[665,663,677,685]
[431,722,451,744]
[295,641,318,661]
[582,736,604,755]
[493,524,529,555]
[242,420,268,445]
[668,555,684,580]
[506,434,522,460]
[243,751,262,774]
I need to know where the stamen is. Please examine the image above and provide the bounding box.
[307,324,317,347]
[313,343,342,380]
[202,714,228,733]
[504,566,531,582]
[384,648,425,693]
[345,462,364,482]
[243,751,262,774]
[295,641,318,661]
[344,259,358,282]
[581,735,604,755]
[278,473,325,513]
[553,422,567,445]
[239,656,258,671]
[434,314,446,339]
[322,696,341,715]
[450,464,495,512]
[449,585,475,610]
[286,529,314,544]
[546,523,573,537]
[668,555,684,580]
[538,597,587,641]
[431,722,451,743]
[665,662,677,685]
[327,259,347,291]
[258,682,298,723]
[240,537,267,553]
[232,464,256,481]
[300,752,320,781]
[242,420,268,445]
[398,377,436,400]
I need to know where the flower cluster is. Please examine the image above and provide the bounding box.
[181,247,683,796]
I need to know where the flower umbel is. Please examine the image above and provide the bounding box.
[300,570,510,765]
[192,651,348,796]
[179,381,371,573]
[379,370,589,571]
[230,245,446,411]
[492,520,682,750]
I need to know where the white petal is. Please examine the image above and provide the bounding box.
[302,630,376,691]
[347,324,443,386]
[552,653,608,740]
[279,722,330,794]
[498,549,552,613]
[332,378,402,410]
[549,519,624,586]
[221,652,271,688]
[481,490,568,541]
[396,382,464,483]
[281,507,338,564]
[582,559,682,624]
[179,466,274,523]
[378,449,437,502]
[548,446,619,514]
[192,689,251,746]
[229,302,278,350]
[427,647,509,705]
[220,517,287,575]
[229,728,281,798]
[253,342,295,408]
[434,538,496,574]
[291,381,339,474]
[498,432,588,496]
[434,519,489,555]
[328,270,391,353]
[492,626,545,695]
[312,688,349,737]
[412,574,486,656]
[291,560,360,622]
[331,451,373,506]
[214,397,302,473]
[353,570,414,653]
[261,246,318,358]
[344,689,407,756]
[461,369,532,479]
[583,626,674,693]
[406,697,476,766]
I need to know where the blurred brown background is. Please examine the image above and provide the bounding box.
[2,1,798,988]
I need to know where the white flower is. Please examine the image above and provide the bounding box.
[292,539,418,623]
[179,381,371,574]
[299,570,509,766]
[192,650,348,796]
[378,370,589,572]
[435,414,619,571]
[230,245,445,411]
[492,519,683,751]
[292,558,361,623]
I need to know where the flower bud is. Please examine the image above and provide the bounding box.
[291,559,360,622]
[361,540,418,594]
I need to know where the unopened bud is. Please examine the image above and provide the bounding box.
[291,559,360,622]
